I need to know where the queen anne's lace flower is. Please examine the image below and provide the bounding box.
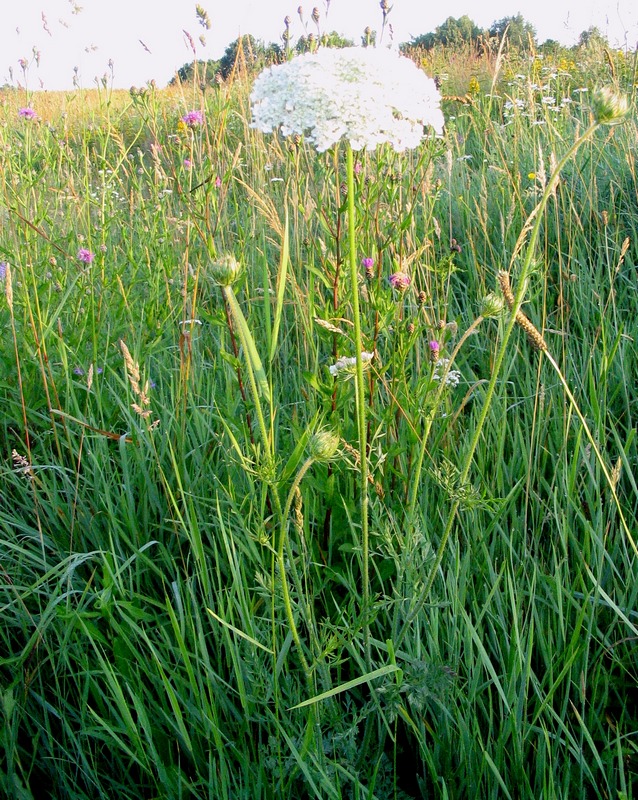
[329,351,375,377]
[432,358,461,388]
[251,47,444,153]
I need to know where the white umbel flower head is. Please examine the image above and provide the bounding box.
[250,47,444,153]
[329,351,375,378]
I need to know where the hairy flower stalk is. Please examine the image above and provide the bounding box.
[252,46,443,669]
[346,142,371,661]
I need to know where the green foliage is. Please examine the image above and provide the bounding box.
[295,30,355,54]
[170,34,286,86]
[1,41,637,800]
[170,59,221,86]
[406,15,484,51]
[489,13,537,51]
[217,34,284,80]
[578,25,610,49]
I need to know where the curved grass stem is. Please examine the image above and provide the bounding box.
[542,349,636,555]
[397,121,603,649]
[277,458,315,685]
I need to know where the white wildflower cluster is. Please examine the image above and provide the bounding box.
[432,358,461,388]
[250,47,444,153]
[501,70,587,128]
[329,351,375,377]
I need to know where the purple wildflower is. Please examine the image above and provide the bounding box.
[0,262,6,280]
[429,340,440,363]
[215,175,222,188]
[181,109,204,127]
[389,271,411,292]
[354,161,363,175]
[18,107,37,120]
[77,248,95,264]
[362,256,374,280]
[183,158,192,168]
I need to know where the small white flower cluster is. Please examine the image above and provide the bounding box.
[251,47,444,153]
[329,351,375,377]
[432,358,461,388]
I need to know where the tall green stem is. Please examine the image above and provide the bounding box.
[346,144,370,664]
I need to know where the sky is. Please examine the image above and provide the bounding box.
[1,0,637,91]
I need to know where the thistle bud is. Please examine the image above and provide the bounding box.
[209,254,242,286]
[361,257,374,280]
[591,86,628,125]
[389,271,411,292]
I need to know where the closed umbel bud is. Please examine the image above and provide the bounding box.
[308,429,340,461]
[479,292,505,318]
[209,254,242,286]
[591,86,628,125]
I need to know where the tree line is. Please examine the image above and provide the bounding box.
[170,14,614,85]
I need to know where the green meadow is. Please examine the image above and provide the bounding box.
[1,31,637,800]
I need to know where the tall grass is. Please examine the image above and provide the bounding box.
[1,42,637,799]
